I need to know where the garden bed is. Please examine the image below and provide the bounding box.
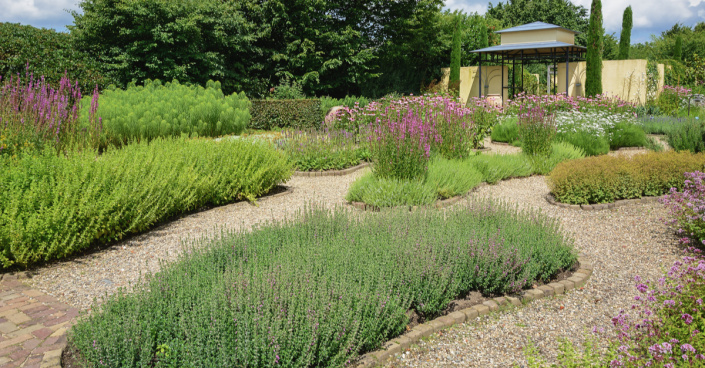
[65,201,576,367]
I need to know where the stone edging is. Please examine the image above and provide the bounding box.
[544,193,665,211]
[259,186,294,201]
[489,140,513,146]
[350,183,489,212]
[351,255,594,368]
[293,162,370,177]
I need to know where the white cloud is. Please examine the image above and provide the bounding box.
[0,0,79,30]
[444,0,705,43]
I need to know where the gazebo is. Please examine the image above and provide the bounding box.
[471,21,587,99]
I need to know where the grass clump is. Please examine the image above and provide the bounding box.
[607,122,647,149]
[667,117,705,153]
[0,138,291,269]
[86,79,250,148]
[557,130,610,156]
[280,128,369,171]
[491,117,520,144]
[548,151,705,205]
[69,202,576,367]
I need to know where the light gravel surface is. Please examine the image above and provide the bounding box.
[27,169,369,310]
[385,175,681,367]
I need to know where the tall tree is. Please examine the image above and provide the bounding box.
[674,35,683,60]
[617,6,632,60]
[585,0,603,96]
[449,17,461,94]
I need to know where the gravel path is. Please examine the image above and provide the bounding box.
[27,170,369,310]
[385,175,681,367]
[25,143,680,367]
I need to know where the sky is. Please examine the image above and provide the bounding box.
[0,0,704,44]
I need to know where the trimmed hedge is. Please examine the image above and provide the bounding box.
[250,99,323,130]
[0,138,291,269]
[69,201,575,367]
[0,22,114,91]
[548,151,705,205]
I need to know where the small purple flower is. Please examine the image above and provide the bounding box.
[682,313,694,324]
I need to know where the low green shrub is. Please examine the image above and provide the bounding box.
[85,79,250,148]
[426,157,484,198]
[491,117,519,143]
[548,151,705,204]
[250,99,323,130]
[69,202,576,367]
[348,143,585,207]
[0,138,291,269]
[667,117,705,153]
[281,128,369,171]
[346,174,437,207]
[557,130,610,156]
[607,122,647,149]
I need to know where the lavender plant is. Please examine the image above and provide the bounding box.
[69,200,576,367]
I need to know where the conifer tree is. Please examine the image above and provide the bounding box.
[586,0,603,96]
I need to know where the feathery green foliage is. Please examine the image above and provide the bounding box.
[617,6,632,60]
[586,0,603,97]
[0,138,291,269]
[69,201,576,367]
[85,80,250,148]
[449,17,462,95]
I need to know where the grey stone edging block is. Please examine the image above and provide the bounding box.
[293,162,370,177]
[545,193,665,211]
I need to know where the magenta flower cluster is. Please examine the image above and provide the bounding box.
[661,171,705,246]
[506,92,637,116]
[0,69,100,154]
[334,94,490,179]
[517,103,556,157]
[604,250,705,367]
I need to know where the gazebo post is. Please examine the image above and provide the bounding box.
[565,49,569,97]
[552,49,557,95]
[478,54,483,98]
[521,50,524,93]
[501,52,504,104]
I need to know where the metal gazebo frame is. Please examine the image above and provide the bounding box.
[470,22,587,100]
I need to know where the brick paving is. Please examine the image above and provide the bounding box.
[0,274,79,368]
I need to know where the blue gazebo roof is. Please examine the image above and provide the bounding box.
[494,21,580,35]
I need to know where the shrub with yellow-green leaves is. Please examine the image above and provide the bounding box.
[0,138,291,269]
[548,151,705,204]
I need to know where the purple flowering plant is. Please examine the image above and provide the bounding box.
[661,171,705,247]
[605,250,705,367]
[0,68,100,156]
[517,104,556,157]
